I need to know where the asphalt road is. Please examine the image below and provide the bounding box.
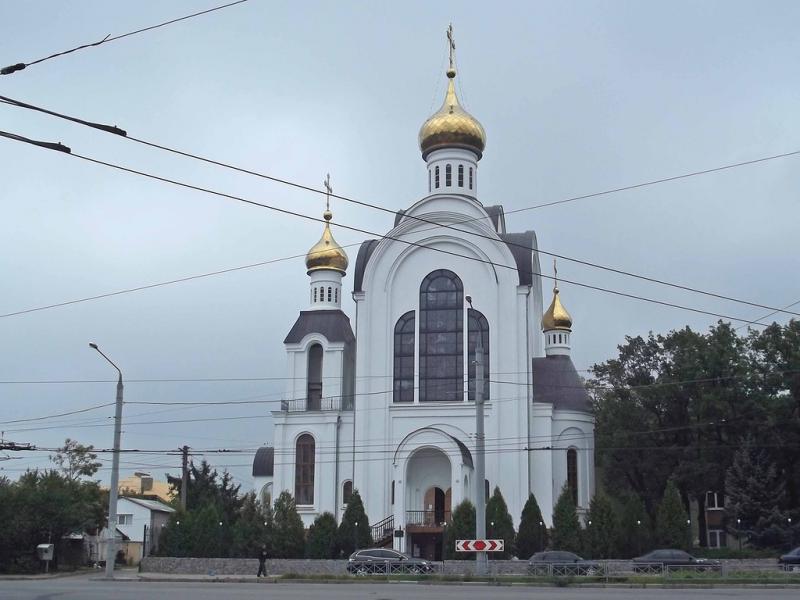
[1,577,799,600]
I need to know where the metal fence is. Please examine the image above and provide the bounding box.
[348,561,443,576]
[527,560,799,580]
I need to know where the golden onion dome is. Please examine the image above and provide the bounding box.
[305,210,348,275]
[419,68,486,160]
[542,285,573,331]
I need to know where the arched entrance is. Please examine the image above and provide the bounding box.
[405,447,451,560]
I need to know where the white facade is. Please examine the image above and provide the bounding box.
[256,53,595,558]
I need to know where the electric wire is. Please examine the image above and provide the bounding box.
[0,0,250,75]
[0,128,777,327]
[2,94,798,319]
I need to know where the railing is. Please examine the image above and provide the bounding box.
[405,510,451,527]
[280,396,352,412]
[371,515,394,544]
[348,561,441,576]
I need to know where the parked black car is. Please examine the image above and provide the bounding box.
[528,551,603,575]
[347,548,433,575]
[779,547,800,569]
[632,549,720,573]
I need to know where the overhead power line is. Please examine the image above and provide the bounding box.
[2,94,799,318]
[0,129,778,327]
[1,0,250,75]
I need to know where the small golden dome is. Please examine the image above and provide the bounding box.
[419,68,486,160]
[305,210,348,275]
[542,285,573,331]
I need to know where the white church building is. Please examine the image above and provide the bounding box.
[253,36,594,560]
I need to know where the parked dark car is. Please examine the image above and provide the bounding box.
[528,551,602,576]
[779,547,800,569]
[632,549,720,573]
[346,548,433,575]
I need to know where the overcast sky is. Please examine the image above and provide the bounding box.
[1,0,798,491]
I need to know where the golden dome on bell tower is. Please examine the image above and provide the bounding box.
[542,261,573,331]
[418,25,486,160]
[305,210,348,275]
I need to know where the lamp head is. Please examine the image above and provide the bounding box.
[465,295,473,308]
[89,342,98,349]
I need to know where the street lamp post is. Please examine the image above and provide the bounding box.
[466,295,487,575]
[736,518,742,551]
[89,343,123,579]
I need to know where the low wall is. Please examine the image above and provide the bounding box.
[140,557,781,576]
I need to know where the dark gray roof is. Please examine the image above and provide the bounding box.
[353,227,536,292]
[499,231,536,286]
[531,355,593,414]
[484,205,505,233]
[283,310,355,344]
[252,446,274,477]
[353,239,379,293]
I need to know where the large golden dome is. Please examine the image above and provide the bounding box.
[419,68,486,160]
[542,285,573,331]
[305,210,348,275]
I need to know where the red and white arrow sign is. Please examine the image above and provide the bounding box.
[455,539,505,552]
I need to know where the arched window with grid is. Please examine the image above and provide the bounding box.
[393,311,415,403]
[419,270,463,402]
[295,434,315,505]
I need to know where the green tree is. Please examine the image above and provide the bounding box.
[615,494,651,558]
[272,491,305,558]
[485,486,515,559]
[167,460,242,524]
[230,492,272,558]
[551,483,581,552]
[337,489,371,556]
[584,493,618,558]
[444,500,476,560]
[515,493,548,559]
[655,479,690,549]
[49,438,102,481]
[0,469,103,571]
[305,512,338,558]
[725,438,789,548]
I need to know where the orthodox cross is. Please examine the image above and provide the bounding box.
[447,23,456,71]
[553,258,559,291]
[323,173,332,211]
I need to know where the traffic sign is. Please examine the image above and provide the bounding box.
[455,539,504,552]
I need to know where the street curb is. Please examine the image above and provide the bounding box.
[128,575,800,589]
[0,569,95,581]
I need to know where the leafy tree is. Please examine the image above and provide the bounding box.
[551,483,581,552]
[584,492,618,558]
[337,489,371,556]
[49,438,102,481]
[444,500,475,560]
[305,512,338,558]
[515,493,548,559]
[167,460,242,524]
[485,486,515,559]
[725,438,789,548]
[655,479,690,549]
[615,494,652,558]
[0,470,103,571]
[231,492,272,558]
[272,491,305,558]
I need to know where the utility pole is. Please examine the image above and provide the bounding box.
[89,343,123,579]
[466,296,487,575]
[180,445,189,511]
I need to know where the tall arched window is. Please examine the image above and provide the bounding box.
[428,169,431,192]
[445,164,452,186]
[469,167,473,189]
[307,344,323,410]
[419,270,463,402]
[393,311,415,403]
[468,309,490,402]
[458,164,464,187]
[567,448,578,506]
[435,166,440,188]
[295,434,315,505]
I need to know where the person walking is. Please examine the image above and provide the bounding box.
[257,544,268,578]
